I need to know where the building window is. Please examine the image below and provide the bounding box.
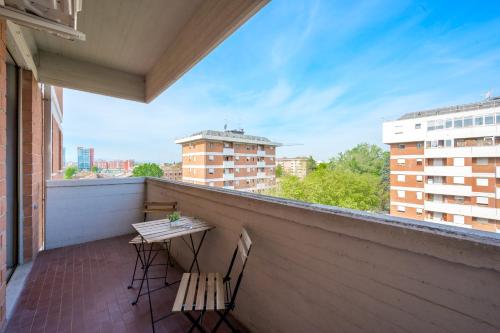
[427,121,435,131]
[475,116,483,126]
[208,168,214,174]
[397,174,405,182]
[463,117,473,127]
[453,176,464,184]
[496,114,500,124]
[416,142,423,149]
[476,196,489,205]
[454,118,463,128]
[236,156,240,160]
[453,158,464,166]
[397,205,406,212]
[247,168,250,172]
[246,157,250,161]
[416,175,423,182]
[476,178,488,186]
[485,114,495,125]
[474,217,488,224]
[416,208,423,215]
[476,157,489,165]
[435,119,444,130]
[208,142,214,148]
[397,190,405,198]
[415,123,421,129]
[416,158,423,166]
[398,144,405,150]
[445,139,452,147]
[208,155,214,161]
[455,196,465,204]
[416,192,423,200]
[236,168,240,173]
[397,158,405,165]
[445,119,453,128]
[453,215,465,224]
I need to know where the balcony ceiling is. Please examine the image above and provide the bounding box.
[5,0,269,102]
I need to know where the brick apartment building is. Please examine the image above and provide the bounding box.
[175,130,280,192]
[162,163,182,181]
[95,159,135,172]
[277,157,309,178]
[383,97,500,233]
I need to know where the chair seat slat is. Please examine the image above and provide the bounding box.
[206,273,215,310]
[184,273,198,311]
[215,273,225,310]
[195,273,207,310]
[172,273,190,312]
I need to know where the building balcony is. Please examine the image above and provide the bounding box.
[5,177,500,333]
[496,166,500,178]
[223,185,235,190]
[223,148,235,155]
[223,160,235,168]
[257,171,266,178]
[257,161,266,168]
[424,166,472,177]
[223,173,235,181]
[257,150,266,157]
[424,183,472,196]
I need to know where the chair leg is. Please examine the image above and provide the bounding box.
[185,312,207,333]
[213,309,238,333]
[128,243,142,289]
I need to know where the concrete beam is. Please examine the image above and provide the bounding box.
[145,0,269,102]
[38,51,145,102]
[6,21,38,79]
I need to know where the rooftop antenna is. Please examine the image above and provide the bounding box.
[224,118,228,131]
[484,90,492,100]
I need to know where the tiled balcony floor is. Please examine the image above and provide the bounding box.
[6,235,246,333]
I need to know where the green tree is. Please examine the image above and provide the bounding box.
[132,163,164,177]
[275,164,284,177]
[274,169,381,211]
[330,143,387,176]
[270,143,390,213]
[64,166,77,179]
[91,166,99,173]
[306,156,317,173]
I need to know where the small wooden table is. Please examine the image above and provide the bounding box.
[131,216,214,333]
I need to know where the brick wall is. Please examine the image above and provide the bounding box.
[21,70,43,262]
[0,18,7,327]
[51,117,62,174]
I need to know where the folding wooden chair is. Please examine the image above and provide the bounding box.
[128,201,178,290]
[172,228,252,332]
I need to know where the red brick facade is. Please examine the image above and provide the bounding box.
[0,19,7,326]
[21,70,43,262]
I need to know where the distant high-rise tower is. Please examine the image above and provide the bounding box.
[77,147,94,170]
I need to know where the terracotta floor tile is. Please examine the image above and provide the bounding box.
[5,235,247,333]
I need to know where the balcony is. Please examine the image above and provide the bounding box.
[4,177,499,333]
[425,166,472,177]
[223,185,235,190]
[257,161,266,168]
[223,173,234,181]
[497,166,500,178]
[222,148,235,155]
[424,183,472,196]
[257,150,266,157]
[257,171,266,178]
[223,160,235,168]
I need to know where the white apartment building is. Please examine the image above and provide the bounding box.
[383,97,500,233]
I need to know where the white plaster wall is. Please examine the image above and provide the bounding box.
[45,177,145,249]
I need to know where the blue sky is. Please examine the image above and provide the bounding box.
[63,0,500,163]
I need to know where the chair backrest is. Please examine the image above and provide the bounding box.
[224,228,253,306]
[143,201,177,220]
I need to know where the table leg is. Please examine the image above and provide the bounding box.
[187,230,208,273]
